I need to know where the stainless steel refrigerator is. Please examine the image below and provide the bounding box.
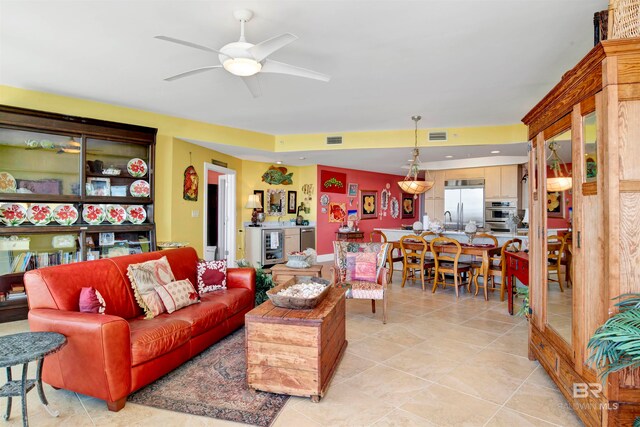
[444,179,485,230]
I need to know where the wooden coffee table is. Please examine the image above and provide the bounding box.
[270,263,323,284]
[245,286,347,402]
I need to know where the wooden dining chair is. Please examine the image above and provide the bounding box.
[472,238,523,300]
[399,235,433,290]
[431,236,471,298]
[370,230,403,283]
[467,233,499,291]
[560,232,572,288]
[547,235,565,292]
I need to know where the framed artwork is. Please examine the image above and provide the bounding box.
[328,202,346,223]
[287,191,297,214]
[547,191,566,218]
[360,190,377,219]
[253,190,264,213]
[347,183,358,197]
[320,170,347,194]
[98,232,115,246]
[401,194,415,219]
[86,177,110,196]
[183,165,198,201]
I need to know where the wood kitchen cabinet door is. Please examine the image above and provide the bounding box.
[484,167,501,199]
[500,165,518,198]
[425,198,444,222]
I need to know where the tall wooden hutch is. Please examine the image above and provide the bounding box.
[0,106,157,322]
[522,38,640,425]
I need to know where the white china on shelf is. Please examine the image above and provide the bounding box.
[105,204,126,225]
[52,204,79,226]
[0,204,27,226]
[127,158,148,177]
[130,180,150,197]
[27,204,53,225]
[126,205,147,224]
[82,204,106,225]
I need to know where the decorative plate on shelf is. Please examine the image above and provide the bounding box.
[127,158,148,177]
[106,204,127,225]
[27,204,53,226]
[126,205,147,224]
[130,180,150,197]
[53,204,79,226]
[82,204,106,225]
[0,172,17,193]
[390,197,399,219]
[0,204,27,226]
[320,194,330,206]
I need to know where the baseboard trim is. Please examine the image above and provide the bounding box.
[317,254,333,263]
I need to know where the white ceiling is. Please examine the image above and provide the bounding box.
[0,0,603,173]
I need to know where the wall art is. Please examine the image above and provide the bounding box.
[401,194,415,219]
[287,191,297,214]
[547,190,565,218]
[262,165,293,185]
[320,170,346,194]
[360,190,378,220]
[347,183,358,197]
[328,202,346,223]
[183,165,198,201]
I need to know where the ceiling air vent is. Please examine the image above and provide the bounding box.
[428,131,448,142]
[326,136,343,145]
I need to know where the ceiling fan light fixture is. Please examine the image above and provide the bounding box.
[223,57,262,77]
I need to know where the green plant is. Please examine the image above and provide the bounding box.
[515,286,530,318]
[588,293,640,381]
[236,259,275,305]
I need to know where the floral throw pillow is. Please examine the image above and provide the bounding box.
[79,287,106,314]
[155,279,200,313]
[127,256,175,319]
[196,260,227,293]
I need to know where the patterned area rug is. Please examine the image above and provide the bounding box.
[128,328,289,426]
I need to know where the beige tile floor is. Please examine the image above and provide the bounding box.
[0,269,583,426]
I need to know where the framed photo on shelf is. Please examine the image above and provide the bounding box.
[86,250,100,261]
[98,232,115,246]
[360,190,377,220]
[87,177,111,196]
[401,194,415,219]
[287,191,297,214]
[347,183,358,197]
[253,190,264,213]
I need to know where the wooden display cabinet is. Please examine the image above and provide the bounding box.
[522,38,640,426]
[0,106,157,323]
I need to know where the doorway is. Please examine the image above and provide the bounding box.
[203,162,236,267]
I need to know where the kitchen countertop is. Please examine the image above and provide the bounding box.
[374,228,529,239]
[243,221,316,229]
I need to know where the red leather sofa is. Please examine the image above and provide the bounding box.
[24,247,255,411]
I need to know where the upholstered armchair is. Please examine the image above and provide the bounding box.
[331,241,391,323]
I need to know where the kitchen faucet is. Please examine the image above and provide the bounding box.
[444,211,452,228]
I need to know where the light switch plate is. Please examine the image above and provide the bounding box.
[191,209,199,218]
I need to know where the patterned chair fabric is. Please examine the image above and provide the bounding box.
[332,241,390,300]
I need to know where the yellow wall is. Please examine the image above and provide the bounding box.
[275,124,527,151]
[0,85,273,257]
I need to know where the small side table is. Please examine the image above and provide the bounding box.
[335,231,364,242]
[270,263,323,284]
[0,332,67,427]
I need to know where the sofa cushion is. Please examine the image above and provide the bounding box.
[127,256,175,319]
[155,279,200,314]
[79,287,106,314]
[129,316,192,366]
[168,297,228,337]
[196,260,227,293]
[205,288,254,316]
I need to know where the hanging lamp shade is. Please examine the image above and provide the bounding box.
[546,141,572,192]
[397,116,434,195]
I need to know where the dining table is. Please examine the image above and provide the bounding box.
[391,240,501,300]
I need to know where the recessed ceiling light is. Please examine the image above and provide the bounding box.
[299,156,306,160]
[491,150,500,154]
[445,155,453,159]
[276,161,283,164]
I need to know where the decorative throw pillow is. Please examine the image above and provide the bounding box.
[196,260,227,293]
[155,279,200,313]
[79,287,106,314]
[127,256,175,319]
[353,252,377,282]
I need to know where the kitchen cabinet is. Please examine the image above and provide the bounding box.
[484,165,518,200]
[424,170,445,200]
[0,105,156,323]
[522,38,640,426]
[424,198,444,222]
[444,167,484,180]
[284,228,300,260]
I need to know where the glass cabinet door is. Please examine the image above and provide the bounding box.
[0,128,81,197]
[0,232,81,275]
[85,138,150,198]
[84,229,152,260]
[583,112,597,183]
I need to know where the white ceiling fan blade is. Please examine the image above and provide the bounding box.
[261,59,330,82]
[242,75,262,98]
[164,66,222,82]
[249,33,298,62]
[154,36,230,58]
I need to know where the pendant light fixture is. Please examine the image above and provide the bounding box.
[397,115,434,195]
[546,141,572,192]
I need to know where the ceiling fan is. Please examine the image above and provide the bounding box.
[155,9,330,97]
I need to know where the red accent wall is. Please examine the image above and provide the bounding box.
[316,165,413,256]
[546,163,572,229]
[208,170,222,182]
